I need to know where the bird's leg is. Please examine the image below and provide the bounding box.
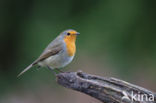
[55,68,64,73]
[48,67,69,82]
[47,66,57,75]
[55,68,70,82]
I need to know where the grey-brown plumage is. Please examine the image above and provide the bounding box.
[17,29,79,77]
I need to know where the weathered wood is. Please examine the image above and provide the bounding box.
[56,71,156,103]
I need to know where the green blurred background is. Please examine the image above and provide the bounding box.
[0,0,156,103]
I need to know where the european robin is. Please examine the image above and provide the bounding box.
[18,29,79,77]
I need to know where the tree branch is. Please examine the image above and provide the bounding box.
[56,71,156,103]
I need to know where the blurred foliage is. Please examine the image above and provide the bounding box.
[0,0,156,101]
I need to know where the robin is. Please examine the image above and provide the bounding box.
[17,29,80,77]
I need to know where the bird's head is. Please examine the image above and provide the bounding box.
[61,29,80,43]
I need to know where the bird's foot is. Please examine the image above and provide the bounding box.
[47,66,57,75]
[55,68,64,73]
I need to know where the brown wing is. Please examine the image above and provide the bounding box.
[17,44,62,77]
[17,36,63,77]
[33,42,63,65]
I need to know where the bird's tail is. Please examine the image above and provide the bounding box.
[17,63,35,77]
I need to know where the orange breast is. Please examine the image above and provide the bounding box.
[64,36,76,56]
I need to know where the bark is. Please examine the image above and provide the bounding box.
[56,71,156,103]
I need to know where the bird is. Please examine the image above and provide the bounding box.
[17,29,80,77]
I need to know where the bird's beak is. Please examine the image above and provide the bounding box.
[76,32,80,35]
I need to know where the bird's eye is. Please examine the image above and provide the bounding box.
[67,32,70,36]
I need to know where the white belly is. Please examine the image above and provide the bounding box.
[38,51,74,69]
